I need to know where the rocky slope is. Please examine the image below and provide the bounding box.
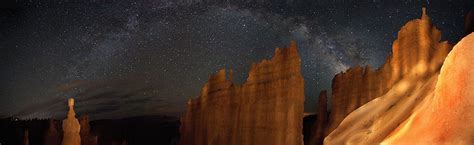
[325,8,452,139]
[180,41,305,145]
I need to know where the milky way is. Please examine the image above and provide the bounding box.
[0,0,472,119]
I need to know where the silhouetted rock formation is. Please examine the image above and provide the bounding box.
[306,91,328,145]
[0,118,50,145]
[91,115,179,145]
[62,98,81,145]
[465,10,474,35]
[44,119,61,145]
[180,41,305,145]
[302,114,317,144]
[0,115,180,145]
[324,8,452,140]
[79,115,97,145]
[325,33,474,145]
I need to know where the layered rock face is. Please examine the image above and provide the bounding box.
[62,98,81,145]
[325,8,452,137]
[180,41,305,145]
[324,33,474,145]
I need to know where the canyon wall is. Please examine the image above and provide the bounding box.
[180,41,305,145]
[325,8,452,137]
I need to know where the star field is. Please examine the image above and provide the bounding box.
[0,0,472,119]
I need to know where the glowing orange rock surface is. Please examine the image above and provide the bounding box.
[325,8,452,137]
[180,41,305,145]
[382,33,474,144]
[324,29,474,145]
[62,98,81,145]
[322,8,474,145]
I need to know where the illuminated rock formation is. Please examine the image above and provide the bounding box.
[180,41,305,145]
[381,33,474,144]
[324,33,474,145]
[79,115,98,145]
[325,7,452,138]
[62,98,81,145]
[44,119,61,145]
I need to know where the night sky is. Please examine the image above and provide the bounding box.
[1,0,472,120]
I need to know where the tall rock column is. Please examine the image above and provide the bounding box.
[62,98,81,145]
[180,41,305,145]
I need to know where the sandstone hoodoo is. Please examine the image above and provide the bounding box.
[324,7,452,140]
[180,41,305,145]
[62,98,81,145]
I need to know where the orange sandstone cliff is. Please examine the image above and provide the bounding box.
[324,8,452,139]
[323,9,474,144]
[380,32,474,144]
[324,33,474,145]
[180,41,305,145]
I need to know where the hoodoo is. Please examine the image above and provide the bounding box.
[62,98,81,145]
